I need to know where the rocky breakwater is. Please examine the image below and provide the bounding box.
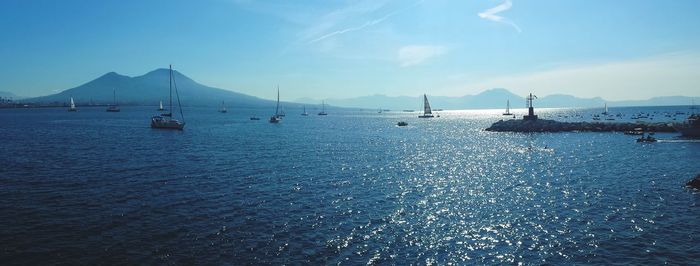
[486,119,676,133]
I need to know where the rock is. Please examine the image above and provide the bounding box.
[686,174,700,189]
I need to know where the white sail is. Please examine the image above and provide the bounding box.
[604,103,608,113]
[423,94,432,115]
[159,100,163,110]
[506,100,510,113]
[70,97,75,109]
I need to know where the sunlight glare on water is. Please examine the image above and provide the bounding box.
[0,106,698,265]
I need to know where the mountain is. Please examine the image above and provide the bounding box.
[26,69,275,107]
[614,96,699,107]
[0,91,23,99]
[310,88,525,110]
[536,94,605,108]
[312,88,699,110]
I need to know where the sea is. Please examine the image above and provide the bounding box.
[0,105,699,265]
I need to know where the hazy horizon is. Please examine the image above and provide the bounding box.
[2,0,700,101]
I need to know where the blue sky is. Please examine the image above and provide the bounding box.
[1,0,699,101]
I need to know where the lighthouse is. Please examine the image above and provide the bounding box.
[523,93,538,121]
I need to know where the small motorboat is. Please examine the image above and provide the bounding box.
[636,132,657,142]
[250,115,260,121]
[397,121,408,126]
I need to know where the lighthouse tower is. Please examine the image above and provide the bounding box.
[523,93,538,121]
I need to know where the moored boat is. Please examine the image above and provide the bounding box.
[502,100,512,115]
[219,101,227,113]
[68,97,77,112]
[106,89,120,112]
[269,87,282,123]
[151,65,185,130]
[418,94,435,118]
[318,101,328,116]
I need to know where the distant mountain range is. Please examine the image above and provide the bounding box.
[20,69,698,110]
[25,69,278,107]
[300,88,699,110]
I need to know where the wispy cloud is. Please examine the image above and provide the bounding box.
[478,0,521,33]
[398,45,447,67]
[307,0,423,44]
[309,12,394,44]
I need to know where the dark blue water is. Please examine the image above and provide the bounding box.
[1,106,699,265]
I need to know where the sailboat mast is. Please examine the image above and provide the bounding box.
[275,86,280,115]
[113,88,116,105]
[169,65,173,116]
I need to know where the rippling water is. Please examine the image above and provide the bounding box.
[1,106,699,265]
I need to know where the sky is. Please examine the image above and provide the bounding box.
[1,0,699,101]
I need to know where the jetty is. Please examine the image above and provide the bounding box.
[486,119,675,133]
[486,92,676,133]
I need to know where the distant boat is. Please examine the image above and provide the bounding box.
[673,113,700,138]
[397,121,408,126]
[418,94,435,118]
[602,103,609,115]
[318,101,328,115]
[250,115,260,120]
[636,131,658,142]
[302,105,309,116]
[269,87,282,123]
[378,108,382,114]
[219,101,227,113]
[151,65,185,130]
[158,100,164,111]
[68,97,77,112]
[106,88,120,112]
[502,100,512,115]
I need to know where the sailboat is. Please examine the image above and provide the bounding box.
[318,101,328,115]
[502,100,512,115]
[106,89,120,112]
[219,101,227,113]
[269,87,282,123]
[301,105,309,116]
[158,100,165,111]
[151,65,185,130]
[418,94,434,118]
[68,97,77,112]
[602,103,609,115]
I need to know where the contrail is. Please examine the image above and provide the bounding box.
[478,0,521,33]
[308,0,424,44]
